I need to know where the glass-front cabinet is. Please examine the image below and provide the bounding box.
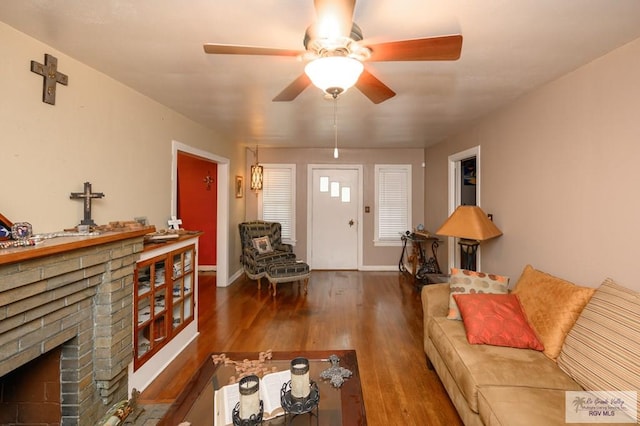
[133,242,196,370]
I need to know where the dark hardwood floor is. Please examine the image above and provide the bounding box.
[139,270,462,425]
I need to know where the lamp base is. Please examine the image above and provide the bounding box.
[457,239,479,271]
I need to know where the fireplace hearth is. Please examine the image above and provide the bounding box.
[0,229,150,425]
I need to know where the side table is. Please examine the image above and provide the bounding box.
[399,232,442,285]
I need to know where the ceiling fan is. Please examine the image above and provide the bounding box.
[203,0,462,104]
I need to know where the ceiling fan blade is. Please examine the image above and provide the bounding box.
[272,73,312,102]
[313,0,356,38]
[355,69,396,104]
[203,44,303,57]
[365,35,463,62]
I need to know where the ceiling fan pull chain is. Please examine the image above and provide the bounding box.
[333,96,339,159]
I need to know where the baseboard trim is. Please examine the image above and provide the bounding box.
[358,265,398,272]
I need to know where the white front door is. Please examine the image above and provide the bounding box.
[308,166,361,269]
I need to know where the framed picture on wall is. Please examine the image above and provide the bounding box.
[0,213,13,240]
[235,176,244,198]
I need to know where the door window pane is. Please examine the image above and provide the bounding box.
[341,187,351,203]
[319,176,329,192]
[330,181,340,197]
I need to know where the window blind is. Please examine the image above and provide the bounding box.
[262,165,295,242]
[376,165,411,241]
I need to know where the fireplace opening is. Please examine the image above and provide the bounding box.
[0,346,61,425]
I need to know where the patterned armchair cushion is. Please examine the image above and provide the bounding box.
[239,221,295,278]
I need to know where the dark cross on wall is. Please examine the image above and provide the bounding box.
[203,172,214,190]
[70,182,105,226]
[30,54,68,105]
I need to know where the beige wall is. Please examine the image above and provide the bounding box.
[245,147,426,268]
[0,22,246,279]
[426,37,640,291]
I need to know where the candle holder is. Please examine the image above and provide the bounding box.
[280,380,320,415]
[290,357,310,399]
[232,375,264,426]
[231,400,264,426]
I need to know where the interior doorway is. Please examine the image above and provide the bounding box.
[307,165,363,270]
[177,151,217,267]
[171,141,229,287]
[447,146,480,271]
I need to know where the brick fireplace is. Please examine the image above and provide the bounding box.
[0,229,149,425]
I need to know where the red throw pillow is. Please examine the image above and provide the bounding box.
[453,293,544,351]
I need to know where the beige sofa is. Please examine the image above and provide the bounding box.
[422,269,640,426]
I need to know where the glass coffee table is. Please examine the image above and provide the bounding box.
[160,349,367,425]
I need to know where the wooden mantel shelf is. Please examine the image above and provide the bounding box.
[0,226,156,266]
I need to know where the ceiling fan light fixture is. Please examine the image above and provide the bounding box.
[304,56,364,95]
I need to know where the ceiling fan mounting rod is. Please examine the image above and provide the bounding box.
[304,22,364,48]
[318,47,350,58]
[304,22,370,61]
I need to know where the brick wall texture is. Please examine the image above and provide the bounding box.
[0,236,144,425]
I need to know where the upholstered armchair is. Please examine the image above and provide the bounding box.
[238,221,296,284]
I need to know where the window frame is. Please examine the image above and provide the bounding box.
[258,163,296,245]
[374,164,412,246]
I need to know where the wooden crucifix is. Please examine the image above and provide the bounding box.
[70,182,104,226]
[30,54,68,105]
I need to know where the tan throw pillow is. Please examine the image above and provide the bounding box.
[252,236,272,254]
[512,265,595,361]
[447,268,510,320]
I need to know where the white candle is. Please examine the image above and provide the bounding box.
[290,358,310,399]
[239,375,260,419]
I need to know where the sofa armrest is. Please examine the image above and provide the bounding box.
[421,283,450,319]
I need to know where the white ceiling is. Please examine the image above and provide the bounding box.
[2,1,640,150]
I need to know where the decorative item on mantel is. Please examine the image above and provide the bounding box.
[0,220,37,249]
[168,216,182,230]
[11,222,33,240]
[0,213,13,241]
[0,219,150,250]
[69,181,104,226]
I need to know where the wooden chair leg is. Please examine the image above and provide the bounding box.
[303,278,309,294]
[271,282,277,297]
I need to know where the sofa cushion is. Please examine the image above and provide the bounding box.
[557,278,640,418]
[447,268,510,320]
[478,386,581,426]
[454,293,544,351]
[512,265,595,360]
[427,316,581,413]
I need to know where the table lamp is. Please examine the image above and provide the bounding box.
[436,205,502,271]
